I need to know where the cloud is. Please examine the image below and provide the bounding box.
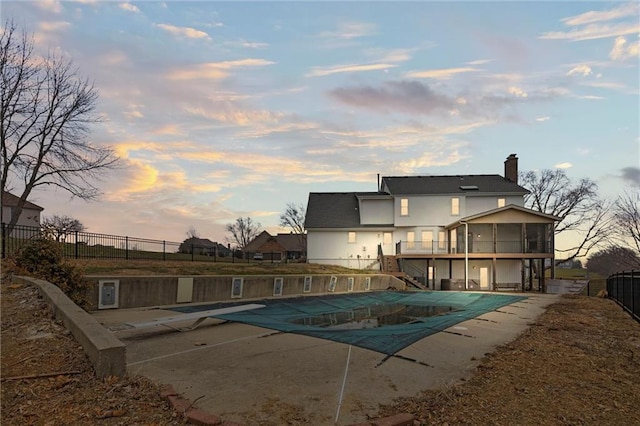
[240,41,269,49]
[567,64,593,76]
[39,21,71,32]
[555,162,573,169]
[405,67,480,79]
[119,3,140,13]
[37,0,62,14]
[329,80,457,115]
[466,59,492,65]
[561,3,639,26]
[395,147,469,173]
[610,36,640,60]
[318,22,376,40]
[620,167,640,187]
[155,23,210,40]
[374,48,414,63]
[580,81,626,90]
[535,116,551,122]
[184,105,284,126]
[508,86,528,98]
[540,22,640,41]
[167,59,275,80]
[306,63,398,77]
[542,3,640,41]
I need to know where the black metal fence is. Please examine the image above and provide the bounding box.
[1,223,242,263]
[607,270,639,322]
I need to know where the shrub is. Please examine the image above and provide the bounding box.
[12,237,91,309]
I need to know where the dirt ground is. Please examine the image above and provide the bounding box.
[2,280,640,426]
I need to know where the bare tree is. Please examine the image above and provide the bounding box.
[612,189,640,253]
[1,21,119,234]
[225,217,261,250]
[521,169,613,263]
[186,226,200,239]
[279,202,306,253]
[587,246,640,277]
[41,214,85,242]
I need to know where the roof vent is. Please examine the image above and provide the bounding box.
[460,185,479,190]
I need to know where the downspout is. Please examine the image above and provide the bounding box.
[459,220,469,290]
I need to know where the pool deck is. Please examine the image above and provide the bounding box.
[92,292,559,425]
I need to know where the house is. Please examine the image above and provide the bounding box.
[244,230,306,261]
[178,237,232,256]
[304,154,560,291]
[1,191,44,227]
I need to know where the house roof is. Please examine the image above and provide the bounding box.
[243,230,272,252]
[244,230,307,252]
[445,204,562,228]
[275,233,307,251]
[305,192,393,229]
[1,191,44,211]
[181,237,229,251]
[381,175,529,196]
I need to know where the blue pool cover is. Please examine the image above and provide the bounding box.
[171,291,527,355]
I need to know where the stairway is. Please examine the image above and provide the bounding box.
[381,255,400,273]
[380,255,427,290]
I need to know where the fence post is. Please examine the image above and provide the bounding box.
[125,236,129,260]
[163,241,166,261]
[191,244,194,262]
[75,231,79,259]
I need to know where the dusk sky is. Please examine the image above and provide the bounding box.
[3,1,639,247]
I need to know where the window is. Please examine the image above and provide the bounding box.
[383,232,392,245]
[348,232,356,243]
[451,197,460,215]
[450,229,457,253]
[400,198,409,216]
[498,198,506,208]
[422,231,433,251]
[407,231,415,249]
[438,231,446,250]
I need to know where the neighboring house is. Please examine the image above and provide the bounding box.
[244,230,306,261]
[179,237,231,256]
[305,154,560,291]
[1,191,44,227]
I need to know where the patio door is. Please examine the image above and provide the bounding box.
[480,267,489,289]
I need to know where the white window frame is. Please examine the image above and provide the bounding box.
[498,198,506,208]
[400,198,409,216]
[421,231,433,251]
[348,231,356,243]
[407,231,415,250]
[383,232,392,245]
[438,231,446,250]
[451,197,460,215]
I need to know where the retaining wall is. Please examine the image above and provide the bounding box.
[87,274,403,310]
[13,276,126,378]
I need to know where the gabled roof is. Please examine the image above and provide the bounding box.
[244,230,307,252]
[243,230,272,252]
[275,233,306,251]
[1,191,44,211]
[381,175,529,196]
[445,204,561,228]
[305,192,392,229]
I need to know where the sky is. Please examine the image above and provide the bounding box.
[3,1,639,248]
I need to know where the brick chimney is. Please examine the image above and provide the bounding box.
[504,154,518,183]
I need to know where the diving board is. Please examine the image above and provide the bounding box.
[124,303,266,332]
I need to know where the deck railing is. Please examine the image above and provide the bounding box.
[396,240,553,255]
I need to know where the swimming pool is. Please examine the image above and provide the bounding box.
[171,291,527,355]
